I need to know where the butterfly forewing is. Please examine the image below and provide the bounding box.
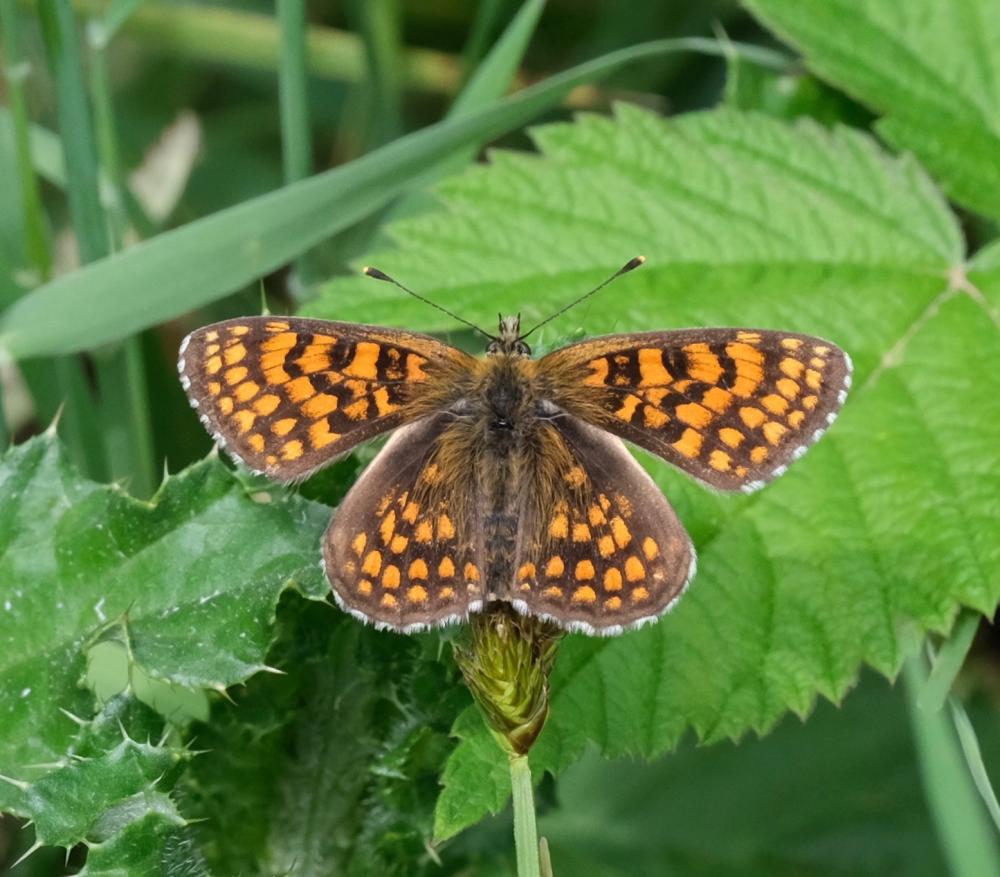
[178,316,474,481]
[512,416,695,634]
[540,329,851,492]
[324,413,487,632]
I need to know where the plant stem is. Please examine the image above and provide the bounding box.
[510,753,541,877]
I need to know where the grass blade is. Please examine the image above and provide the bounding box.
[918,609,980,713]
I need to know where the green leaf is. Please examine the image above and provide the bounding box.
[300,106,1000,837]
[0,433,328,813]
[0,36,785,359]
[970,239,1000,315]
[743,0,1000,220]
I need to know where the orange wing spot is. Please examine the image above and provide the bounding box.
[342,341,380,379]
[357,579,372,596]
[414,520,433,543]
[308,419,340,450]
[777,378,800,399]
[295,349,330,374]
[719,427,744,448]
[673,379,693,393]
[575,560,596,581]
[253,394,281,416]
[343,398,370,420]
[207,381,222,396]
[518,562,536,581]
[565,466,586,487]
[625,556,645,581]
[281,439,304,461]
[597,535,615,558]
[233,410,256,434]
[702,386,733,414]
[262,331,297,353]
[380,509,396,545]
[265,319,291,333]
[302,394,338,418]
[408,559,428,580]
[266,454,277,465]
[440,586,456,599]
[233,381,258,403]
[571,585,597,603]
[737,331,762,343]
[406,585,428,604]
[285,376,316,403]
[382,565,401,589]
[389,534,408,554]
[422,464,443,485]
[610,516,631,549]
[438,514,456,540]
[813,345,831,355]
[205,330,220,341]
[739,406,766,428]
[351,533,367,556]
[604,567,623,591]
[735,465,748,477]
[543,586,564,599]
[676,402,713,429]
[709,449,732,472]
[464,563,481,582]
[780,357,804,378]
[224,343,246,366]
[264,363,291,384]
[401,502,420,524]
[545,556,565,577]
[588,505,607,526]
[247,434,265,453]
[599,494,611,512]
[373,387,398,416]
[781,338,803,350]
[403,353,426,381]
[218,397,234,415]
[572,523,591,543]
[205,343,220,357]
[362,550,382,576]
[205,355,222,375]
[642,537,659,560]
[810,356,826,368]
[638,348,672,386]
[805,368,822,390]
[802,395,819,410]
[225,366,248,386]
[548,514,569,539]
[643,405,670,429]
[344,379,367,398]
[671,427,703,459]
[761,394,789,415]
[750,445,769,464]
[615,394,642,422]
[260,350,286,374]
[645,387,668,407]
[380,593,398,609]
[630,586,650,602]
[584,357,610,386]
[271,418,296,436]
[787,410,806,428]
[439,558,456,578]
[376,493,394,516]
[684,343,723,383]
[605,596,623,610]
[763,421,788,446]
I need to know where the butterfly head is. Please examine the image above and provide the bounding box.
[487,315,531,358]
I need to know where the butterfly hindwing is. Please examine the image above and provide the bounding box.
[324,413,487,632]
[539,329,852,492]
[511,415,695,635]
[178,316,475,481]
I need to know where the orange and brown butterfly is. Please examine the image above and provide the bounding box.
[178,258,851,635]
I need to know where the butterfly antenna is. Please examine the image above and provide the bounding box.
[520,256,646,340]
[363,267,497,341]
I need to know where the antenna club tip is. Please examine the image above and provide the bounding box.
[623,255,646,272]
[363,266,392,282]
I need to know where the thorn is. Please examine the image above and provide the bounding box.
[24,760,66,770]
[11,840,42,869]
[0,773,29,791]
[45,403,65,436]
[59,707,87,726]
[260,665,286,676]
[213,685,236,705]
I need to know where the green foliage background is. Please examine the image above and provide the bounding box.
[0,0,999,874]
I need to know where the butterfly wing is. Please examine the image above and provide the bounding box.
[323,412,487,632]
[539,329,852,492]
[511,414,695,635]
[178,316,475,481]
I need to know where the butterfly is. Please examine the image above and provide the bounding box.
[178,259,851,636]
